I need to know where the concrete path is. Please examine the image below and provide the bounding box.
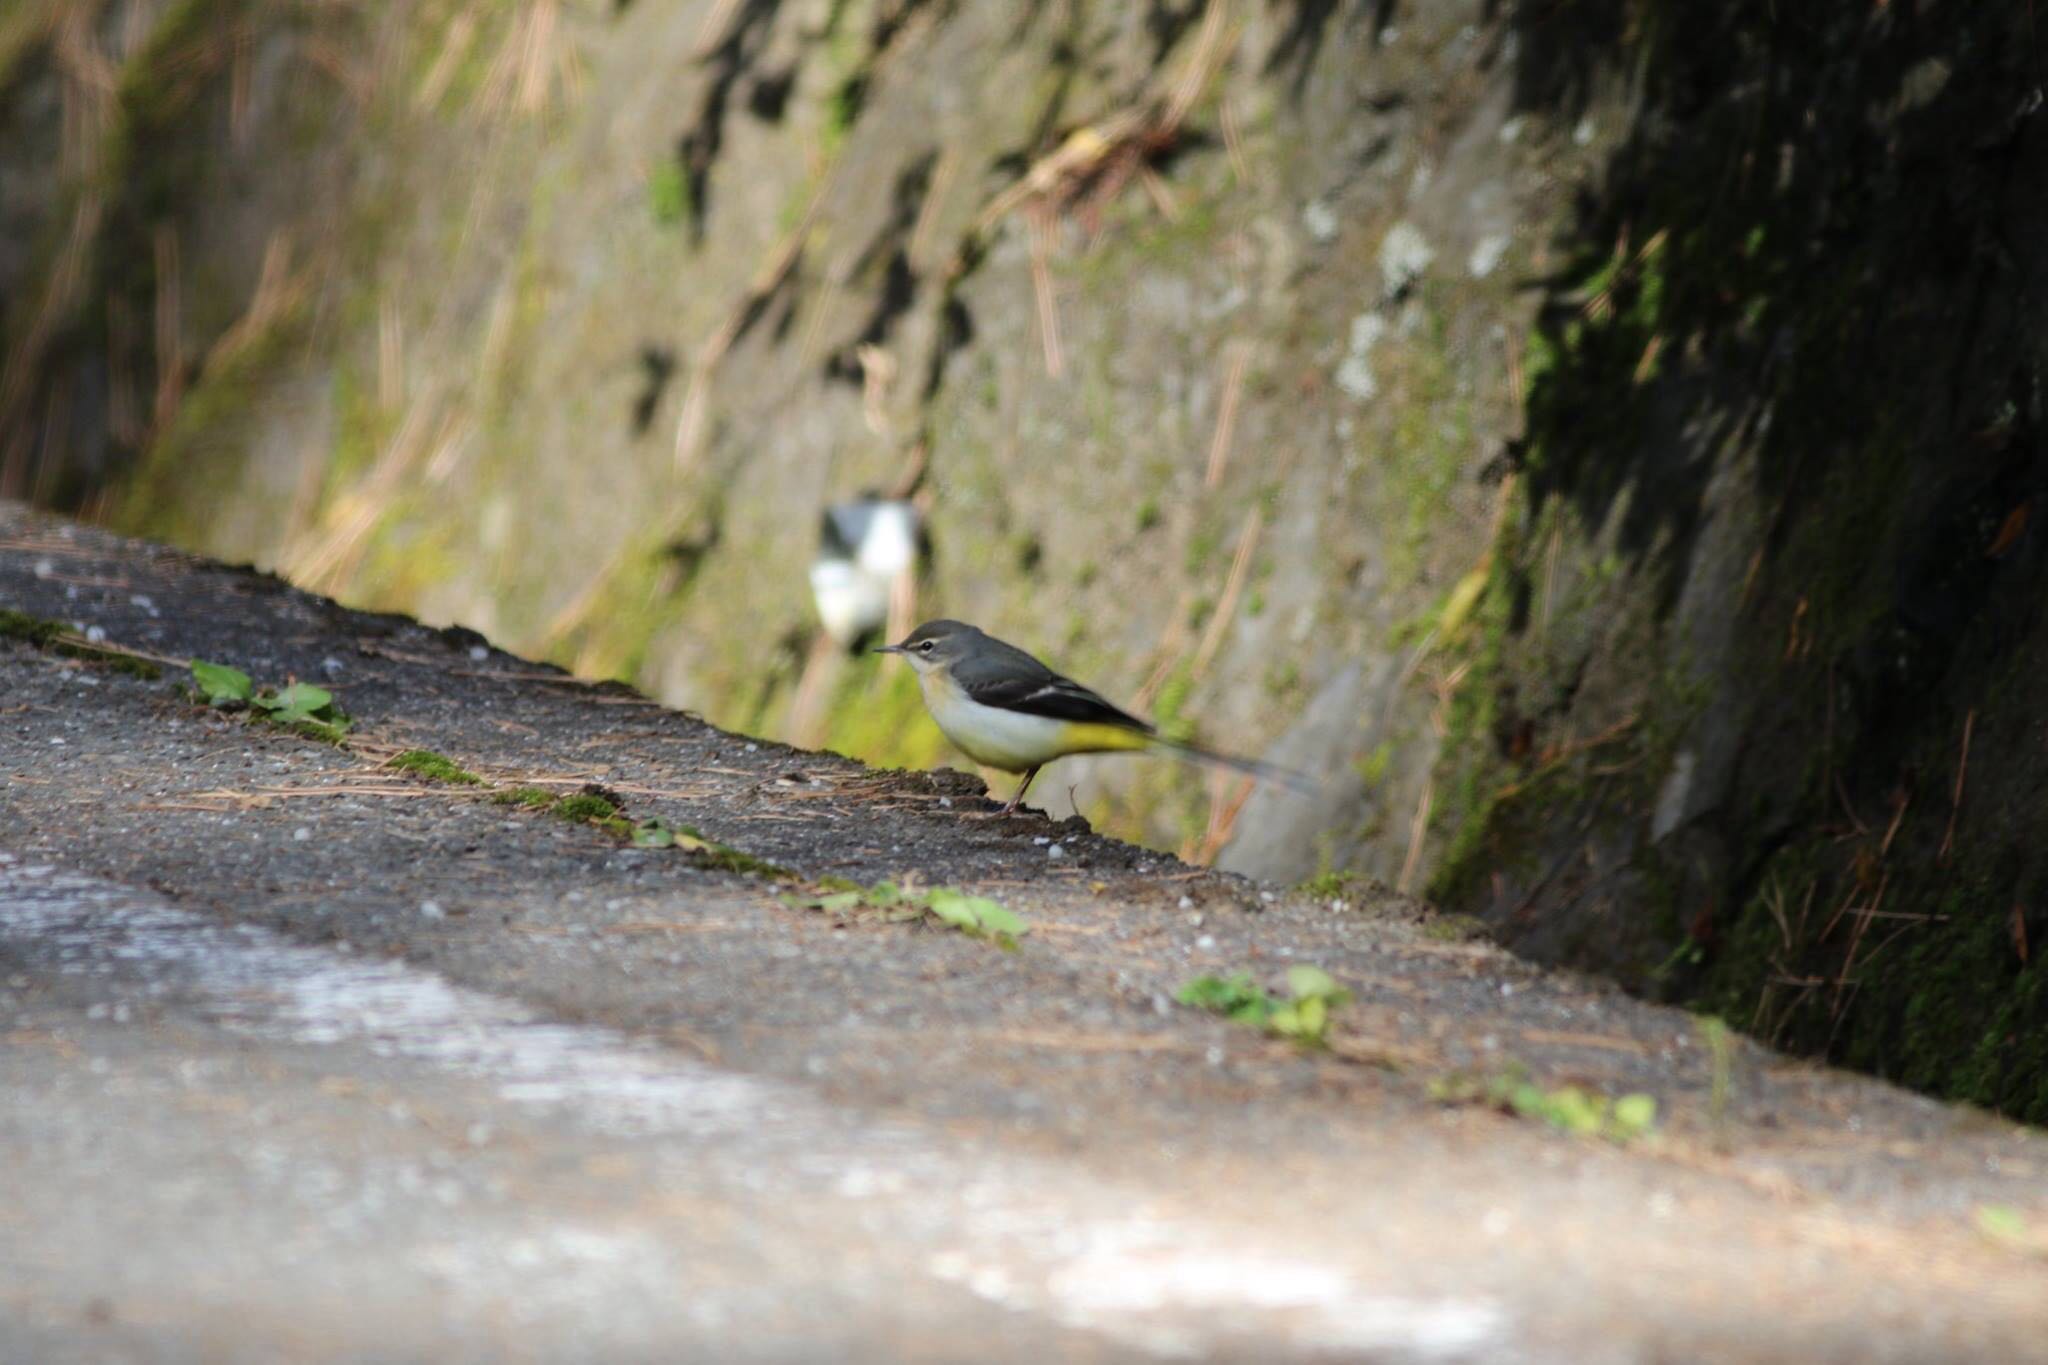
[3,503,2045,1362]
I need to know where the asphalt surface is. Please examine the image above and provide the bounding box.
[3,502,2046,1363]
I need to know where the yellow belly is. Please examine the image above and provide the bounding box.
[917,674,1149,772]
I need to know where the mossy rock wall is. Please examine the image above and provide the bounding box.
[1430,1,2048,1121]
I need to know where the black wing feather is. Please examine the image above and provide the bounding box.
[951,633,1152,732]
[963,672,1153,732]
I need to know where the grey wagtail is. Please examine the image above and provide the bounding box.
[877,619,1313,815]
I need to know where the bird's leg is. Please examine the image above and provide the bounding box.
[999,766,1040,817]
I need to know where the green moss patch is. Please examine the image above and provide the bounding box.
[387,749,485,786]
[552,791,622,824]
[2,609,165,679]
[621,814,793,878]
[0,608,64,647]
[489,786,559,808]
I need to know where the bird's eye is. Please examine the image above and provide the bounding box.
[917,640,935,654]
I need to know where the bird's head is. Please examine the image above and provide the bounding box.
[875,619,980,677]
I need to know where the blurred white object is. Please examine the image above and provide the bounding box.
[810,498,920,647]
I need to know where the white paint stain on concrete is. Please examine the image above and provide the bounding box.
[0,865,1515,1362]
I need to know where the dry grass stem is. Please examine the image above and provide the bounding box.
[1203,341,1249,489]
[1190,508,1260,679]
[1220,93,1250,182]
[907,146,957,270]
[204,233,311,373]
[1189,770,1254,865]
[477,0,567,117]
[1518,1028,1650,1055]
[690,0,745,58]
[1163,0,1232,131]
[284,395,452,593]
[969,0,1232,240]
[1132,593,1196,711]
[1138,165,1178,219]
[416,5,479,109]
[1938,708,1974,862]
[1397,774,1433,894]
[1027,204,1063,378]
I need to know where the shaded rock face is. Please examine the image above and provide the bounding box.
[2,2,2044,1118]
[1431,2,2048,1121]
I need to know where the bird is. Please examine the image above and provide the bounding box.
[876,619,1313,816]
[808,497,921,648]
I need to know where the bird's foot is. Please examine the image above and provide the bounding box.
[960,798,1031,821]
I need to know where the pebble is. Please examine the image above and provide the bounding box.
[1302,199,1340,243]
[420,901,445,920]
[1178,895,1194,910]
[1046,844,1064,859]
[468,645,489,661]
[293,827,312,842]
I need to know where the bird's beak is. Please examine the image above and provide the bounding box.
[873,644,905,655]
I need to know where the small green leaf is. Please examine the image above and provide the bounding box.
[1177,972,1277,1026]
[266,682,336,723]
[1610,1093,1658,1137]
[191,661,253,705]
[973,902,1030,938]
[926,889,982,932]
[276,681,332,711]
[1178,973,1255,1010]
[1286,965,1340,999]
[1548,1087,1604,1135]
[781,890,863,913]
[631,818,676,848]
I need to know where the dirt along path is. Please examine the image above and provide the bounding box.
[2,501,2045,1364]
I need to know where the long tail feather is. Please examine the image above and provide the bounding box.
[1152,736,1319,796]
